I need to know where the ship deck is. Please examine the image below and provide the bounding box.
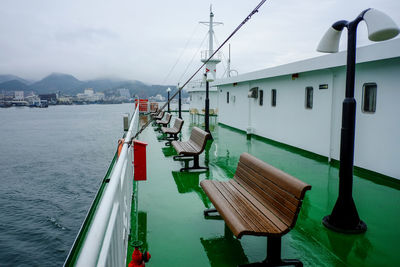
[127,112,400,266]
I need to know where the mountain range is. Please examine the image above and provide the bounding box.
[0,73,185,99]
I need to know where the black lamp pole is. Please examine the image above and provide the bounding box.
[167,89,170,113]
[204,74,212,139]
[178,85,182,119]
[322,10,368,234]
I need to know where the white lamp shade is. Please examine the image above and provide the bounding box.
[206,72,215,82]
[167,87,171,92]
[363,8,399,42]
[317,27,343,53]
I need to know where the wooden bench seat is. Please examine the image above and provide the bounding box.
[200,153,311,266]
[161,118,184,145]
[152,110,164,120]
[155,113,172,131]
[172,127,210,171]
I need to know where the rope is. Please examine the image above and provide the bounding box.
[178,32,208,84]
[131,0,268,142]
[162,23,201,85]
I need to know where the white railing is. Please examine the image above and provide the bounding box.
[201,50,222,62]
[74,106,139,267]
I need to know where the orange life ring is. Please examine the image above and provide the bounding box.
[117,138,125,158]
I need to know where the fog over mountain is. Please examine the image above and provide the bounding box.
[0,73,185,98]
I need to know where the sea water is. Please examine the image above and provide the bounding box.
[0,104,133,266]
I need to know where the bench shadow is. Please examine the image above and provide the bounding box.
[200,225,249,266]
[161,146,178,157]
[171,171,211,208]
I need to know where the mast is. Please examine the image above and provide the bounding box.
[208,5,214,54]
[200,5,222,82]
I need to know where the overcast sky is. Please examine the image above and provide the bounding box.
[0,0,399,85]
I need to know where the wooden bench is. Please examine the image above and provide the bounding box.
[172,127,210,172]
[150,107,159,117]
[155,113,172,131]
[200,153,311,266]
[161,118,184,146]
[153,110,164,119]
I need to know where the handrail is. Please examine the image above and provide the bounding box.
[67,105,139,266]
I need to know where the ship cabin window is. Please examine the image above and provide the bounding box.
[305,86,313,109]
[362,83,377,113]
[259,90,264,106]
[271,89,276,107]
[227,92,229,104]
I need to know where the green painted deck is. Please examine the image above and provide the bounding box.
[127,112,400,266]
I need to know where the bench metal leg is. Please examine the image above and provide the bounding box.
[203,208,218,216]
[179,155,208,172]
[239,236,303,267]
[164,133,179,146]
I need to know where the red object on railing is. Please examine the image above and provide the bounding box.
[133,140,148,181]
[128,246,151,267]
[135,99,149,112]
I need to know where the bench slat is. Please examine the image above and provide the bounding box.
[223,181,285,233]
[239,153,310,199]
[235,165,299,213]
[234,171,293,227]
[201,180,252,237]
[236,162,299,210]
[215,181,270,233]
[235,166,298,223]
[228,180,288,232]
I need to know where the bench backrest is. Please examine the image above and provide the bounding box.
[188,127,210,153]
[155,111,164,119]
[172,118,184,132]
[164,113,172,123]
[234,153,311,230]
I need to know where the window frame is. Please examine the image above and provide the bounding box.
[227,91,229,104]
[259,89,264,106]
[305,86,313,109]
[271,89,276,107]
[362,83,377,113]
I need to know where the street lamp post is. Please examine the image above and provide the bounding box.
[205,74,210,135]
[166,87,171,113]
[317,8,399,234]
[178,84,182,119]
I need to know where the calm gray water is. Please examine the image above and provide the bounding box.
[0,104,134,266]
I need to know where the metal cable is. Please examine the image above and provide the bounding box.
[132,0,268,141]
[178,32,208,84]
[162,23,201,85]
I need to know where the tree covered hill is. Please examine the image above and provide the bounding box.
[0,73,186,98]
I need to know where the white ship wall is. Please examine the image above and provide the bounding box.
[189,91,218,112]
[330,58,400,179]
[217,83,249,131]
[217,57,400,179]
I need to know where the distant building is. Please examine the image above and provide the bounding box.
[118,88,131,99]
[77,89,105,102]
[84,88,94,96]
[39,94,57,104]
[58,96,73,105]
[154,94,165,101]
[14,91,24,100]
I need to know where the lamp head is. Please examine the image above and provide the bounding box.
[317,26,344,53]
[363,8,399,41]
[167,87,171,92]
